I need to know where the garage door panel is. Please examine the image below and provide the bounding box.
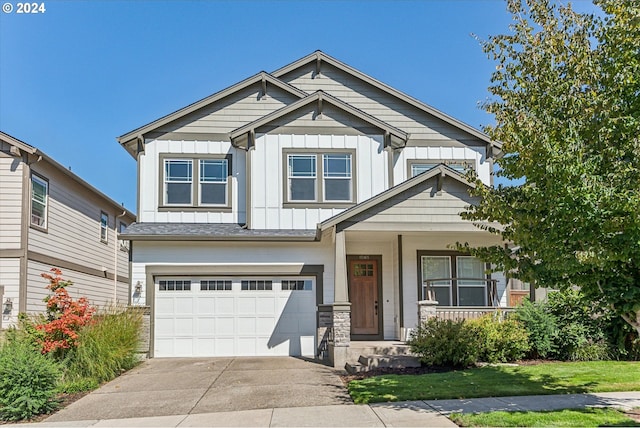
[175,297,194,314]
[215,297,235,314]
[154,277,316,358]
[237,297,256,314]
[195,317,215,334]
[175,317,194,335]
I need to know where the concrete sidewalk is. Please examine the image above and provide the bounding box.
[17,392,640,427]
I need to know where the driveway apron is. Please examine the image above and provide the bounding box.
[46,357,352,422]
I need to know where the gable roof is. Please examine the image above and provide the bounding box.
[273,51,500,150]
[319,164,477,231]
[117,72,308,156]
[1,131,136,218]
[229,90,409,149]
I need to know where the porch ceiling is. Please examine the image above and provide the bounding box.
[343,229,503,245]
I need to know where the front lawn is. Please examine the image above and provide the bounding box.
[348,361,640,404]
[451,408,640,427]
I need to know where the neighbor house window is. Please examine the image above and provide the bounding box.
[30,174,48,229]
[409,160,474,177]
[164,159,193,205]
[199,159,228,205]
[286,151,354,204]
[100,212,109,243]
[420,252,489,306]
[118,221,128,251]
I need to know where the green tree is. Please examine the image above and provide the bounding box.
[461,0,640,334]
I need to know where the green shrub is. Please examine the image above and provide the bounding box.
[514,299,557,358]
[57,377,99,394]
[65,306,143,384]
[469,314,530,363]
[407,318,481,367]
[567,341,611,362]
[0,338,61,421]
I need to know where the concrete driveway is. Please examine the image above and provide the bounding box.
[47,357,352,422]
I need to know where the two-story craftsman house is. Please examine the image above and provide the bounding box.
[118,51,509,367]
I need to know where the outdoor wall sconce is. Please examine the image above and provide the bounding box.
[134,281,143,294]
[3,298,12,314]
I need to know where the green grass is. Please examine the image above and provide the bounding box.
[349,361,640,404]
[451,408,640,427]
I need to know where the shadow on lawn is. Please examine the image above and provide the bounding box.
[348,364,602,403]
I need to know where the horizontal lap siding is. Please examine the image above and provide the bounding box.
[0,149,24,249]
[156,85,298,135]
[27,260,129,313]
[28,163,130,271]
[280,63,480,142]
[0,258,20,328]
[251,133,387,229]
[140,140,245,223]
[353,179,480,225]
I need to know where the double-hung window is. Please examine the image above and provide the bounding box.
[287,152,353,204]
[164,159,193,205]
[100,212,109,243]
[31,174,48,229]
[420,253,489,306]
[323,154,352,201]
[288,155,317,201]
[200,159,228,205]
[162,156,231,208]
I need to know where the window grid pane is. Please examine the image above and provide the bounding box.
[200,280,232,291]
[241,280,273,291]
[323,154,352,201]
[165,160,193,205]
[200,160,228,183]
[159,280,191,291]
[411,164,438,177]
[288,155,316,177]
[281,280,312,291]
[100,213,108,242]
[31,177,48,227]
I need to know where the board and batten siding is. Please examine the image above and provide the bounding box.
[26,260,129,314]
[279,62,484,143]
[395,146,490,186]
[0,148,24,250]
[130,240,335,306]
[155,84,300,136]
[27,162,130,279]
[139,140,245,223]
[251,133,388,229]
[0,258,20,328]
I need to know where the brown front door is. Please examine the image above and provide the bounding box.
[349,259,379,335]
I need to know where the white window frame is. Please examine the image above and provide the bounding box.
[287,154,317,202]
[100,212,109,243]
[456,256,488,306]
[322,153,352,202]
[199,158,229,206]
[421,255,453,305]
[164,159,193,206]
[30,174,48,230]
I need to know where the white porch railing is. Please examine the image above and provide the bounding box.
[435,306,515,321]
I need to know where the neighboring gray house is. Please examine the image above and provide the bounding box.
[0,131,135,328]
[118,51,518,367]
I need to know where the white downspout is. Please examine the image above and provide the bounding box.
[114,210,127,303]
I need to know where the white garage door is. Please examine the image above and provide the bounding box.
[154,277,316,357]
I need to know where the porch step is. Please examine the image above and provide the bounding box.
[345,353,422,374]
[346,342,413,362]
[358,354,422,370]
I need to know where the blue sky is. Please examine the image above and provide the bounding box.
[0,0,599,213]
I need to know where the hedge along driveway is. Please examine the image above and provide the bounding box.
[349,361,640,404]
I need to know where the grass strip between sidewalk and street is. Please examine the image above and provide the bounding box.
[348,361,640,404]
[450,408,640,427]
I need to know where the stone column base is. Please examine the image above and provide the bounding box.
[417,300,438,325]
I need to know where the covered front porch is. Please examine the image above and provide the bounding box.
[316,166,509,368]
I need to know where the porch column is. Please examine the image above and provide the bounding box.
[417,300,438,325]
[331,229,351,369]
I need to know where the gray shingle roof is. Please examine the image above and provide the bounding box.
[120,223,318,241]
